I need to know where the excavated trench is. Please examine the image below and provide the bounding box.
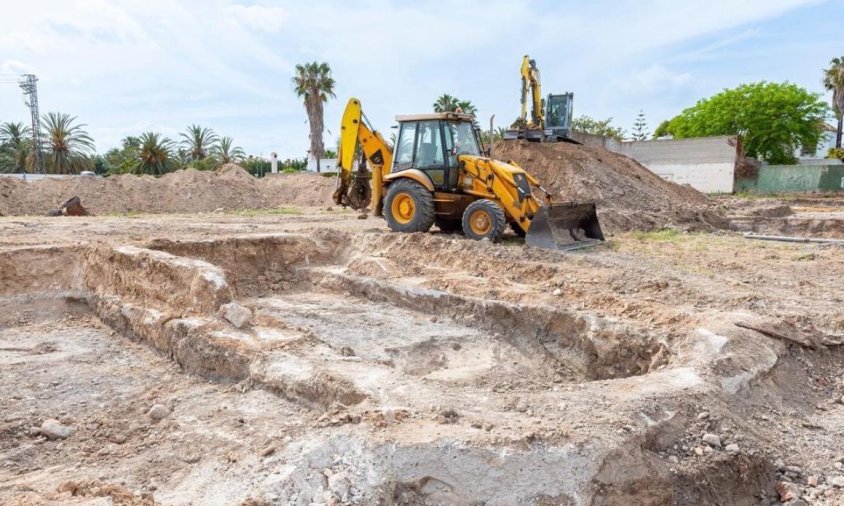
[0,231,782,504]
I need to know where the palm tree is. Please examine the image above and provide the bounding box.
[457,100,477,116]
[433,94,459,113]
[180,124,218,161]
[824,56,844,148]
[42,112,95,174]
[133,132,177,175]
[292,61,336,173]
[433,94,477,116]
[212,136,246,165]
[0,122,32,173]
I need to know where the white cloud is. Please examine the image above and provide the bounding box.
[625,65,693,93]
[0,59,33,74]
[228,4,288,33]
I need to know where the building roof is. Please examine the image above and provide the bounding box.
[395,112,475,122]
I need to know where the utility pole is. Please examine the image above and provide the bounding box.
[19,74,43,173]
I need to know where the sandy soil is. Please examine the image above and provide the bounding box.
[2,210,843,505]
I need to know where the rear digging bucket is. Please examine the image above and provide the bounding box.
[525,202,604,251]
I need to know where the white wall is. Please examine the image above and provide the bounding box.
[306,157,337,172]
[615,136,738,193]
[649,163,736,193]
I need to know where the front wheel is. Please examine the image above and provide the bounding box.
[462,199,506,242]
[384,179,435,233]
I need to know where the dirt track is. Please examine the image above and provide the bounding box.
[2,209,844,505]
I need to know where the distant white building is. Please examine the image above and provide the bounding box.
[306,154,337,172]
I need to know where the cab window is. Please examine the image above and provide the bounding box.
[394,122,417,170]
[444,121,480,167]
[415,120,444,167]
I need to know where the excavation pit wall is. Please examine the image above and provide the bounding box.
[141,232,672,385]
[3,233,675,400]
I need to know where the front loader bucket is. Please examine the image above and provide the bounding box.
[526,202,604,251]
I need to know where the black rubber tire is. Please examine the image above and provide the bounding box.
[462,199,506,242]
[384,179,435,233]
[510,222,527,237]
[435,218,463,234]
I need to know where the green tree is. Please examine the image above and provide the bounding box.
[571,115,626,140]
[292,61,336,173]
[632,110,649,141]
[653,120,672,139]
[824,56,844,149]
[42,112,95,174]
[0,122,32,173]
[433,94,459,113]
[102,136,141,174]
[212,136,246,166]
[133,132,177,175]
[664,82,831,164]
[180,125,218,161]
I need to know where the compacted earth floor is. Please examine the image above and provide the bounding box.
[1,208,843,505]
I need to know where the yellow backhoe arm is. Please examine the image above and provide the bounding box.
[334,97,393,212]
[518,55,544,129]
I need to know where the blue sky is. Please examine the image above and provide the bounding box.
[0,0,841,159]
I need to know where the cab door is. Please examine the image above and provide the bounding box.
[413,120,448,190]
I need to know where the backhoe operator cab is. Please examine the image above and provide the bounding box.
[392,114,481,191]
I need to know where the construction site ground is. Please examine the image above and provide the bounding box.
[2,197,844,505]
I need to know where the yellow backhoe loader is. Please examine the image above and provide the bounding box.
[333,98,603,250]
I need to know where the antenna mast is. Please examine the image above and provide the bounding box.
[18,74,43,173]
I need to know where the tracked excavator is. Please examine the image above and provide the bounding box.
[332,97,603,251]
[504,55,575,143]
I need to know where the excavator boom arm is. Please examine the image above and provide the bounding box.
[518,55,544,129]
[335,97,393,211]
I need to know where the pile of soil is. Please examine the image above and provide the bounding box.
[0,165,337,215]
[494,141,727,233]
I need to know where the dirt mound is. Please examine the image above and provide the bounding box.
[494,141,726,233]
[262,172,337,207]
[0,168,337,215]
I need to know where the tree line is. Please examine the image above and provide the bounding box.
[0,118,309,176]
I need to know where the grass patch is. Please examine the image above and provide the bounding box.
[630,228,681,242]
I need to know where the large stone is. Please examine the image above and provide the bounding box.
[220,302,253,329]
[40,419,74,440]
[148,404,170,420]
[702,433,721,448]
[776,481,800,502]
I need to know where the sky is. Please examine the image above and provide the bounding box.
[0,0,841,159]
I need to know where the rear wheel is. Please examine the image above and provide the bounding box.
[435,218,463,234]
[384,179,435,233]
[462,199,506,242]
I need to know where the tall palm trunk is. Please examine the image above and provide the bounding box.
[307,95,325,172]
[837,114,843,149]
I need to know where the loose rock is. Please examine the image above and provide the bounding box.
[219,302,253,329]
[148,404,170,420]
[776,481,800,502]
[702,433,721,448]
[40,419,74,440]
